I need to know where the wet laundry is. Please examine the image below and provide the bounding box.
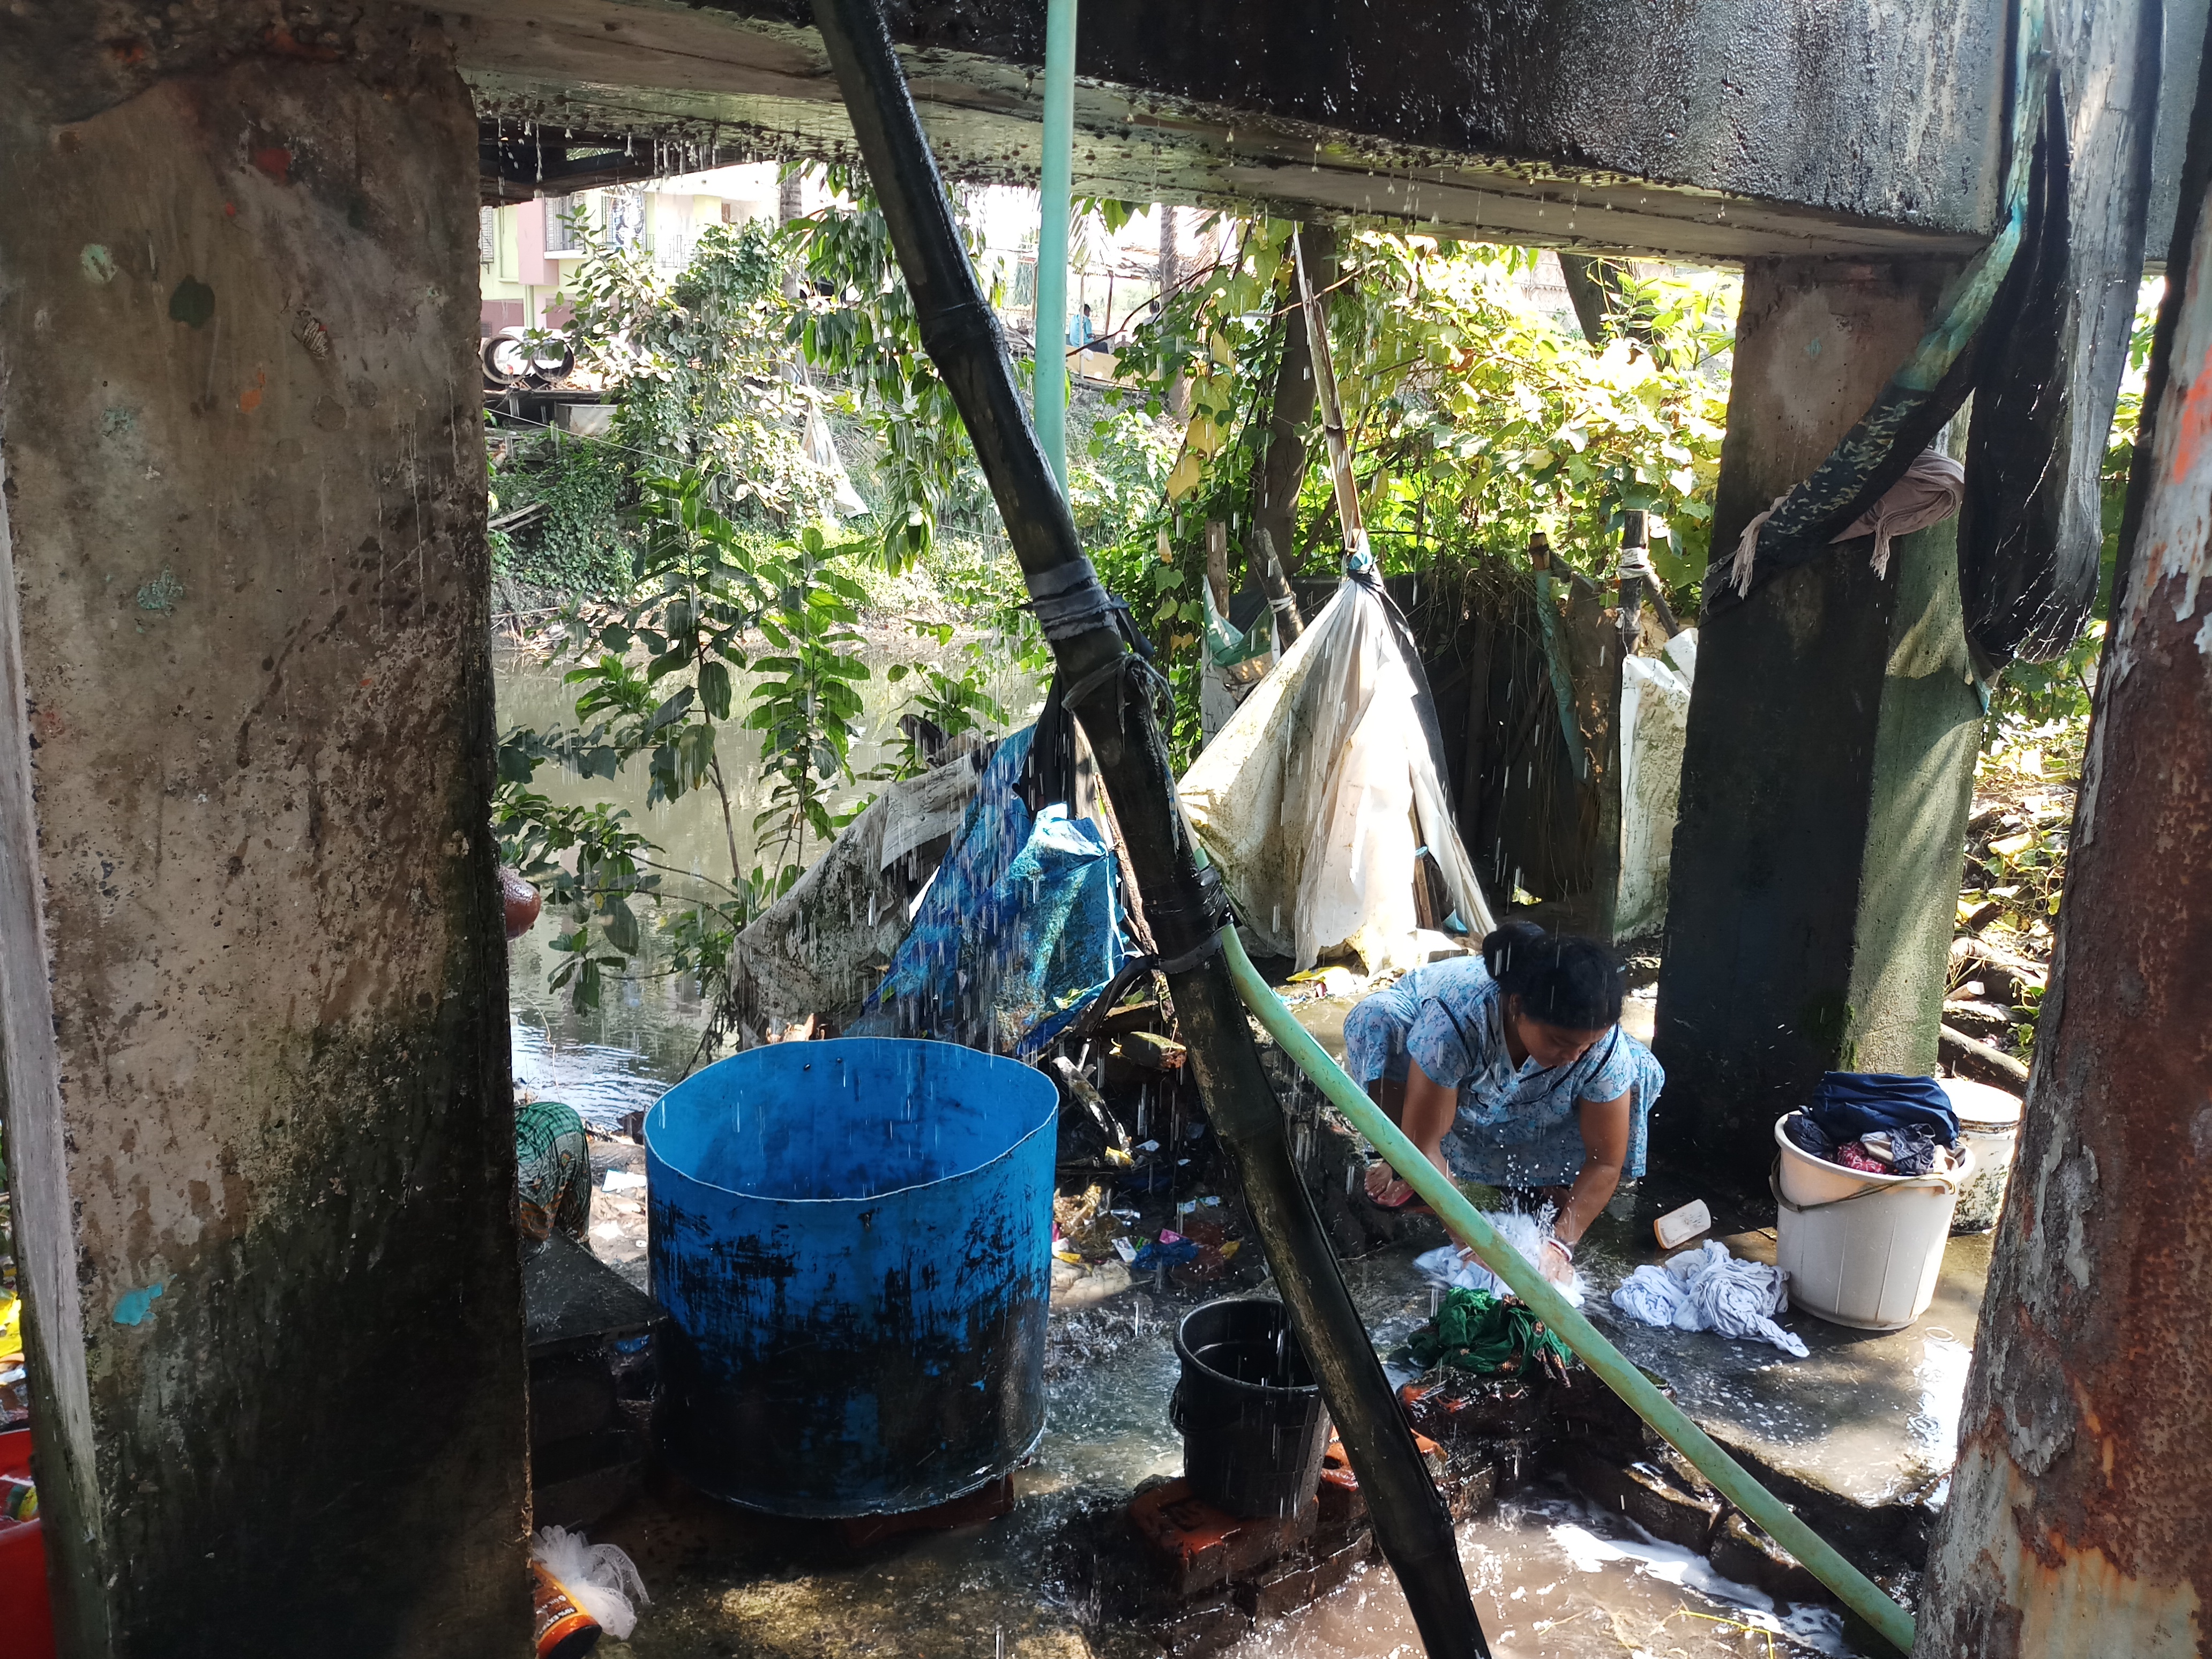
[517,1098,592,1243]
[1860,1128,1942,1176]
[1609,1241,1810,1359]
[1806,1072,1961,1146]
[1401,1287,1575,1382]
[1414,1207,1588,1309]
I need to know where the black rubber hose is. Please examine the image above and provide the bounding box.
[804,4,1489,1654]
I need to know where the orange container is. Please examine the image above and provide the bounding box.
[0,1430,56,1659]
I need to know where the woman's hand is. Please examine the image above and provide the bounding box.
[1538,1237,1575,1286]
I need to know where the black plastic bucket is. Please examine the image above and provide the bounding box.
[1172,1296,1332,1519]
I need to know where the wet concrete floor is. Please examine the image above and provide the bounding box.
[575,1236,1885,1657]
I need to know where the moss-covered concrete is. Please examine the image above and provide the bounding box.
[1654,257,1982,1187]
[0,10,528,1654]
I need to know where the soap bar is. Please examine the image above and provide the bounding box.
[1653,1199,1712,1251]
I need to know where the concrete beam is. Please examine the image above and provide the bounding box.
[443,0,2006,260]
[0,10,529,1653]
[1653,257,1982,1186]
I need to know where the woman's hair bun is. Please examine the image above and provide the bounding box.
[1480,920,1623,1031]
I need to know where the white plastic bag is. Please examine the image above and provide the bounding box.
[531,1525,650,1639]
[1179,578,1493,973]
[1615,634,1694,940]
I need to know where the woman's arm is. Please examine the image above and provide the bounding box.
[1398,1057,1460,1184]
[1549,1091,1631,1269]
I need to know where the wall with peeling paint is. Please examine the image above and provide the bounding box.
[0,9,529,1654]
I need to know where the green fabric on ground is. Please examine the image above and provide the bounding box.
[517,1098,591,1241]
[1403,1287,1575,1379]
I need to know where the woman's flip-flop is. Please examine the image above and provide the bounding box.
[1363,1162,1433,1215]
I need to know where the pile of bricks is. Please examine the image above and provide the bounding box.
[1127,1432,1446,1657]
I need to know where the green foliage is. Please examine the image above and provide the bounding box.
[489,431,635,596]
[1080,221,1734,764]
[785,169,1009,572]
[878,641,1012,779]
[495,472,876,1012]
[743,524,876,870]
[561,216,840,526]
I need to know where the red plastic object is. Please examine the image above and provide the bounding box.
[0,1430,56,1659]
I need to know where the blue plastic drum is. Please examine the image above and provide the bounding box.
[647,1038,1058,1516]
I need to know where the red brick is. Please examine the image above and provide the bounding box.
[1129,1478,1316,1597]
[1238,1529,1373,1621]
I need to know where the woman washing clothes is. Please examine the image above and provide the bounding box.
[1341,920,1663,1284]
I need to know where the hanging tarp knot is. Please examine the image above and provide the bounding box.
[1063,646,1174,738]
[1726,448,1966,600]
[1844,449,1965,578]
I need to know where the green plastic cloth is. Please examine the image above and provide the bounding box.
[1402,1287,1575,1380]
[1202,580,1275,668]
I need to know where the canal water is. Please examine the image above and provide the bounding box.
[496,642,1865,1659]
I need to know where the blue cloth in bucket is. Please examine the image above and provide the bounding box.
[1806,1072,1961,1147]
[856,726,1126,1054]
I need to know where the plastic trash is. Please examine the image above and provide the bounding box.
[530,1526,648,1648]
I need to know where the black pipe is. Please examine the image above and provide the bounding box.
[803,4,1489,1654]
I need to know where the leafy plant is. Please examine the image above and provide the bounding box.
[495,472,876,1012]
[489,431,636,597]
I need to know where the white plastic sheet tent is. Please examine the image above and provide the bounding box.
[1179,574,1495,974]
[1615,629,1697,940]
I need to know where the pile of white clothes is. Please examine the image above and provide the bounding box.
[1609,1240,1809,1358]
[1414,1206,1587,1310]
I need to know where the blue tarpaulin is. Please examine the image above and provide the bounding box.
[855,724,1126,1055]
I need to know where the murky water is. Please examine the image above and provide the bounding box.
[498,637,1044,1129]
[591,1226,1863,1658]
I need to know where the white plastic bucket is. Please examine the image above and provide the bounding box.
[1938,1077,2022,1234]
[1773,1115,1974,1331]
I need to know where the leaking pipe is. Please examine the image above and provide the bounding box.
[1221,921,1918,1656]
[1033,0,1077,489]
[804,3,1490,1654]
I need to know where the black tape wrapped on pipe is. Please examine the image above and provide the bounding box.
[803,3,1491,1654]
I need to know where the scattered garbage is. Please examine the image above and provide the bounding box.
[530,1525,649,1654]
[1134,1230,1203,1271]
[1,1471,35,1523]
[1610,1241,1810,1359]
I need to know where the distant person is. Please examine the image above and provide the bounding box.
[1067,304,1096,349]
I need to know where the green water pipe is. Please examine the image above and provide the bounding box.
[1218,924,1918,1655]
[1032,0,1077,489]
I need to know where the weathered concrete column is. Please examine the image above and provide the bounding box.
[1653,258,1982,1186]
[0,12,527,1654]
[1918,137,2212,1658]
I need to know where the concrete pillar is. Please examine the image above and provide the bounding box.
[1918,140,2212,1659]
[1653,258,1982,1187]
[0,12,528,1654]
